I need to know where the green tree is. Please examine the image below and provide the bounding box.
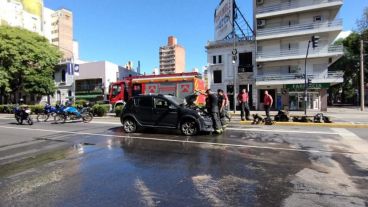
[0,26,61,103]
[329,8,368,104]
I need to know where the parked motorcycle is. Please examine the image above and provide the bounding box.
[37,104,62,122]
[14,105,33,125]
[54,105,93,123]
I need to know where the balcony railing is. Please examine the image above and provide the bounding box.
[256,0,343,14]
[257,19,342,37]
[256,71,344,82]
[206,36,255,48]
[257,45,343,60]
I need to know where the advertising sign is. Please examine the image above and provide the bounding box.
[214,0,234,41]
[21,0,43,17]
[285,83,330,91]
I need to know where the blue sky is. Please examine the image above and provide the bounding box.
[44,0,368,74]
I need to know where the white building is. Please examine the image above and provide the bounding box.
[206,39,256,109]
[254,0,344,111]
[0,0,43,36]
[74,61,120,102]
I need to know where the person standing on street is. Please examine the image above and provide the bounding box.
[206,89,223,134]
[217,89,227,126]
[263,90,273,119]
[237,89,250,121]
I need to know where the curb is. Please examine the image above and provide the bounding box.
[239,121,368,128]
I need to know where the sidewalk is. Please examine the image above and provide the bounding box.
[228,107,368,128]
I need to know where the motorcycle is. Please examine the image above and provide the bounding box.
[54,105,93,123]
[37,104,62,122]
[14,105,33,125]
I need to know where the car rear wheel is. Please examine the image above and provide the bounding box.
[123,118,137,133]
[180,119,198,136]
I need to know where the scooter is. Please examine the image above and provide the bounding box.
[14,105,33,125]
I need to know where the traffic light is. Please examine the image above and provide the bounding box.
[307,78,312,88]
[311,35,320,48]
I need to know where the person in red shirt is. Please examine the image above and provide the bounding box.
[237,89,250,121]
[263,90,273,118]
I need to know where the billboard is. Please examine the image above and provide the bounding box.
[21,0,43,17]
[214,0,234,41]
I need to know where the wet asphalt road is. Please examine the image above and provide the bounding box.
[0,118,367,207]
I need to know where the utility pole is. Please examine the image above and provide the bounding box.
[361,40,365,111]
[304,40,311,116]
[232,36,237,113]
[304,35,320,116]
[231,12,237,114]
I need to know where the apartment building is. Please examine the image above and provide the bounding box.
[0,0,43,36]
[0,0,74,60]
[159,36,186,74]
[254,0,344,111]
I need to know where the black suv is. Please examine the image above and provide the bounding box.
[120,94,213,136]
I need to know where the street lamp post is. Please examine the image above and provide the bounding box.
[232,38,237,114]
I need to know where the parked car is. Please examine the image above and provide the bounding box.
[120,94,213,136]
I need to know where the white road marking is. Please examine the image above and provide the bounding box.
[226,127,342,135]
[135,178,157,207]
[0,125,361,155]
[0,117,122,126]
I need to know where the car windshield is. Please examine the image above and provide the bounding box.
[164,95,184,106]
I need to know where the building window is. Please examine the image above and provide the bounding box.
[218,55,222,64]
[213,70,222,83]
[52,38,59,42]
[288,66,299,73]
[313,15,322,22]
[68,90,72,97]
[61,70,66,82]
[212,56,217,64]
[238,52,253,72]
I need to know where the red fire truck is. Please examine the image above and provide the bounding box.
[109,72,206,109]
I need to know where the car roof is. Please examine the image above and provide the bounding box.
[135,94,172,98]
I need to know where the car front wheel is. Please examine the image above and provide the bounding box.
[123,118,137,133]
[180,119,198,136]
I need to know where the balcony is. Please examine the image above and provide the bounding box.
[257,19,342,40]
[256,71,344,86]
[256,0,343,18]
[256,45,343,62]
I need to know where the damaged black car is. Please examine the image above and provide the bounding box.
[120,94,214,136]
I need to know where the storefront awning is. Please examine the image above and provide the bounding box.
[75,94,103,100]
